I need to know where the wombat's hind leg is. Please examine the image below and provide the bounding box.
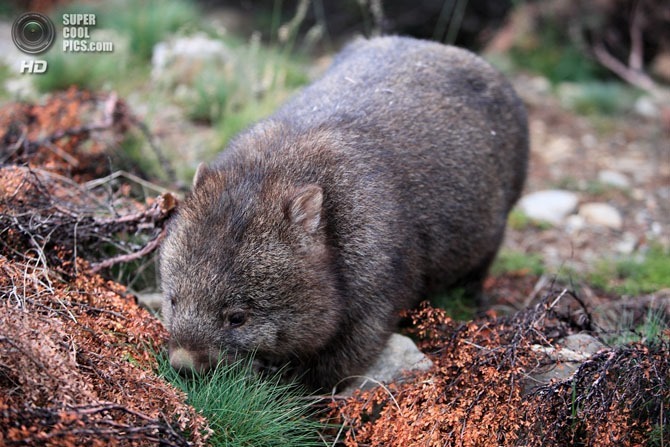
[458,252,498,308]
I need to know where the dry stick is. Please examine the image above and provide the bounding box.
[85,170,174,196]
[0,335,52,374]
[11,403,189,447]
[43,140,80,167]
[628,0,643,72]
[130,118,177,184]
[591,29,665,98]
[90,228,167,273]
[15,92,177,185]
[593,40,652,91]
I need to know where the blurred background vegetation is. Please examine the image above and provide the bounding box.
[2,0,669,121]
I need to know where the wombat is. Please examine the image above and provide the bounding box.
[160,36,528,392]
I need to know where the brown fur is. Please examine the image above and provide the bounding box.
[160,36,529,391]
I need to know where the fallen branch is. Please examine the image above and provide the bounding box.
[1,403,191,447]
[592,39,659,94]
[90,228,167,273]
[1,166,178,273]
[589,2,670,101]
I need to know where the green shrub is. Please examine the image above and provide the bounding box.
[102,0,199,61]
[35,40,129,92]
[156,351,325,447]
[509,22,606,84]
[558,81,640,116]
[207,43,309,149]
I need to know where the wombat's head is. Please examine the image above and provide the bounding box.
[160,163,342,376]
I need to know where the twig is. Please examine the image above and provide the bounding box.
[130,119,178,184]
[0,335,51,374]
[592,39,659,94]
[43,140,80,167]
[628,0,643,72]
[333,375,404,416]
[84,170,175,196]
[4,403,190,447]
[90,228,167,273]
[524,274,550,307]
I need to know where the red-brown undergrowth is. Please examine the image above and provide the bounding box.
[329,298,668,446]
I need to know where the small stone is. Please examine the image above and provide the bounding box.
[342,333,433,395]
[564,214,585,234]
[634,96,659,119]
[579,202,623,230]
[518,190,580,225]
[598,170,630,189]
[616,232,639,255]
[611,156,654,184]
[136,292,164,313]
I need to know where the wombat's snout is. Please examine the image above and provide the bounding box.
[169,347,213,376]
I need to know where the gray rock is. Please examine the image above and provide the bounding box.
[578,202,623,230]
[341,333,433,395]
[560,333,607,355]
[136,292,164,313]
[598,170,630,189]
[518,190,579,225]
[525,334,605,394]
[151,33,230,84]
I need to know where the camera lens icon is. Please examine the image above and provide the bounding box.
[12,12,56,55]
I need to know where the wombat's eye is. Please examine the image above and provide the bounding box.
[169,296,176,309]
[228,312,247,328]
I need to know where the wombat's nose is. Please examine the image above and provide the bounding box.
[169,347,211,376]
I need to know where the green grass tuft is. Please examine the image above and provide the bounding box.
[605,305,669,350]
[491,249,545,277]
[509,21,607,84]
[431,288,477,321]
[35,0,198,93]
[156,350,325,447]
[558,81,640,116]
[508,209,553,231]
[589,245,670,295]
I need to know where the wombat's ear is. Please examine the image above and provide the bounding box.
[287,185,323,234]
[192,163,212,189]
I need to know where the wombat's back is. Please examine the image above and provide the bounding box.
[268,36,528,298]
